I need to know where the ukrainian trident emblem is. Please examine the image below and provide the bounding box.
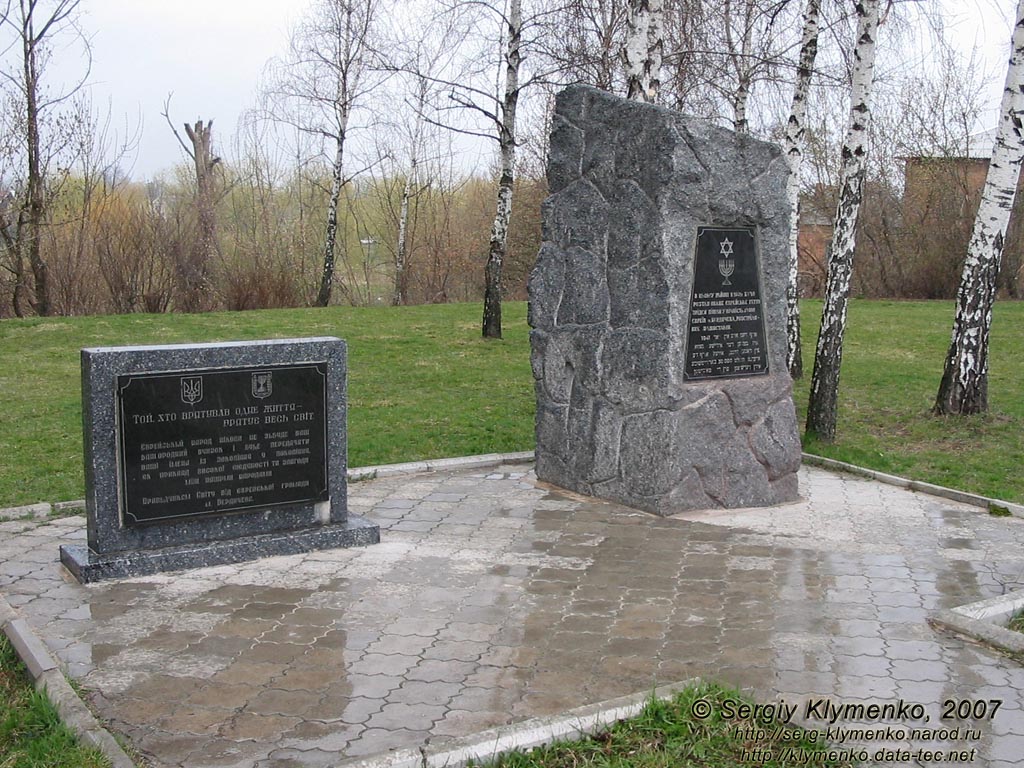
[252,372,273,399]
[180,376,203,405]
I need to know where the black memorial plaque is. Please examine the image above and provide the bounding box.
[117,363,329,526]
[684,226,769,380]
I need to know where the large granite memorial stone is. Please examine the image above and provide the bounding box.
[60,337,379,582]
[529,85,801,514]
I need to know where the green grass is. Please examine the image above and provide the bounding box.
[0,299,1022,507]
[0,303,534,506]
[1009,612,1024,634]
[470,682,857,767]
[795,299,1024,504]
[0,635,110,768]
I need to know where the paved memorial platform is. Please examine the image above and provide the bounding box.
[2,460,1024,767]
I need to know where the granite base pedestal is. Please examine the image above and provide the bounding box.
[60,515,379,583]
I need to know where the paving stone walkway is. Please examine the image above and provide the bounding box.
[2,462,1024,767]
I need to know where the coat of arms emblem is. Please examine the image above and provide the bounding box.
[252,372,273,399]
[180,376,203,405]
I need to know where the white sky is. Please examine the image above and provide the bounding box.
[54,0,1018,180]
[78,0,313,178]
[939,0,1015,127]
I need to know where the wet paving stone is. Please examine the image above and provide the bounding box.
[3,463,1024,766]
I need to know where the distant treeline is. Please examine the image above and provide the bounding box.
[0,166,545,318]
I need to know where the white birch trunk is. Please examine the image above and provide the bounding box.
[394,170,412,306]
[783,0,821,379]
[725,0,755,134]
[482,0,522,338]
[395,77,428,307]
[316,134,347,307]
[806,0,880,441]
[935,0,1024,415]
[624,0,664,102]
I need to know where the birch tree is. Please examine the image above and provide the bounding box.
[546,0,629,91]
[265,0,383,307]
[624,0,665,101]
[805,0,881,441]
[392,86,422,307]
[933,0,1024,416]
[415,0,533,338]
[722,0,757,132]
[367,73,435,307]
[783,0,820,378]
[377,7,464,307]
[670,0,798,133]
[481,0,522,338]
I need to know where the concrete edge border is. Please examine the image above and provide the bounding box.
[347,451,536,482]
[0,596,135,768]
[337,678,699,768]
[800,453,1024,518]
[929,591,1024,656]
[0,452,539,519]
[6,450,1021,521]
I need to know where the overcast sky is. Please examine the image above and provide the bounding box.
[58,0,1017,180]
[78,0,313,178]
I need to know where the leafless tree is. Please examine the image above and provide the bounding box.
[658,0,804,127]
[398,0,566,337]
[783,0,820,378]
[372,8,464,306]
[51,93,139,314]
[162,98,222,311]
[264,0,386,307]
[806,0,882,441]
[0,0,90,316]
[934,0,1024,415]
[544,0,629,91]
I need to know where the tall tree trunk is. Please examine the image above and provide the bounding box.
[394,77,427,308]
[482,0,522,339]
[317,134,347,307]
[934,0,1024,415]
[1,200,28,317]
[22,6,50,316]
[394,169,412,306]
[783,0,821,379]
[806,0,880,442]
[624,0,664,102]
[725,0,755,134]
[181,120,220,311]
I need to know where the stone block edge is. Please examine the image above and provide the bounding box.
[336,677,700,768]
[1,596,136,768]
[800,453,1024,518]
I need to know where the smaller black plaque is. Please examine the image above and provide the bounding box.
[684,226,769,380]
[117,363,329,526]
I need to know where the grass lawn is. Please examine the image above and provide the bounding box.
[0,303,534,507]
[0,635,109,768]
[796,299,1024,504]
[0,298,1022,507]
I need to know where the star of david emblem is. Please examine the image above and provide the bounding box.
[720,238,734,257]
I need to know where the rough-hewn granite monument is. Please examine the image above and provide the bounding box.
[529,85,801,514]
